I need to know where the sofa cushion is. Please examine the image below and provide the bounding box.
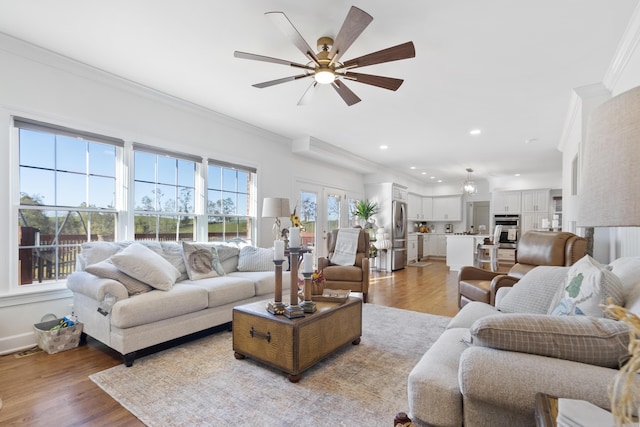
[110,283,209,328]
[79,241,129,269]
[237,246,279,272]
[470,313,630,368]
[496,266,570,314]
[446,301,499,329]
[181,242,225,280]
[183,276,256,308]
[85,259,153,295]
[228,271,291,296]
[111,242,181,291]
[548,255,624,317]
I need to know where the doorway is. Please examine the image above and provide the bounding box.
[468,201,490,234]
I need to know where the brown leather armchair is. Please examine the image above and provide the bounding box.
[317,228,370,302]
[457,231,587,308]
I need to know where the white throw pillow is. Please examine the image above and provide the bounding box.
[609,257,640,314]
[85,259,153,295]
[111,242,181,291]
[548,255,624,318]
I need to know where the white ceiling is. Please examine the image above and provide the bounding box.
[1,1,638,186]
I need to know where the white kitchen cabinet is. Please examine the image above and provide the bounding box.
[492,191,522,214]
[407,234,418,263]
[422,197,433,220]
[408,193,422,220]
[521,212,549,234]
[393,185,408,202]
[521,189,550,213]
[422,234,431,257]
[427,234,447,257]
[432,196,462,221]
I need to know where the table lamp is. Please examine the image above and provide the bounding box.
[262,197,291,240]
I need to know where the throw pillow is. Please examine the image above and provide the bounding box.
[548,255,625,318]
[181,242,225,280]
[85,259,153,295]
[237,246,278,272]
[496,266,570,314]
[111,242,181,291]
[609,257,640,315]
[470,313,630,368]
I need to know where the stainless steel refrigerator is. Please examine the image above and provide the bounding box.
[391,200,407,270]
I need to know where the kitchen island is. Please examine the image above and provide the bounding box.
[446,235,490,271]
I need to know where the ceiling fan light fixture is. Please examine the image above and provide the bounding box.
[314,68,336,84]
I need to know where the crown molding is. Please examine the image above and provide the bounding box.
[603,2,640,91]
[292,136,380,174]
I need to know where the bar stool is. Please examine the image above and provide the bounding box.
[475,225,502,272]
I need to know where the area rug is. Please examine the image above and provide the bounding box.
[407,262,432,267]
[90,304,450,427]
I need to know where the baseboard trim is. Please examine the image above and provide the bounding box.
[0,331,37,356]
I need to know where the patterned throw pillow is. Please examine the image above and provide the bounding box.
[181,242,225,280]
[496,266,570,314]
[85,259,153,295]
[548,255,624,318]
[471,313,630,368]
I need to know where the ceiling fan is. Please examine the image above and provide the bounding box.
[234,6,416,106]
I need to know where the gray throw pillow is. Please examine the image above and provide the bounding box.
[496,266,570,314]
[237,246,277,272]
[471,313,630,368]
[85,259,153,295]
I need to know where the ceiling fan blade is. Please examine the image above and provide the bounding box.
[266,11,320,65]
[234,51,314,70]
[297,81,318,106]
[339,41,416,70]
[252,74,312,88]
[343,72,404,91]
[331,80,361,106]
[328,6,373,65]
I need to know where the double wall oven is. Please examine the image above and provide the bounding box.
[494,215,520,248]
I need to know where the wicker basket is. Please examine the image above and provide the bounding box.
[33,319,83,354]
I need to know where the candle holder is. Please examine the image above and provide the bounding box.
[300,271,317,313]
[284,247,305,319]
[267,259,286,315]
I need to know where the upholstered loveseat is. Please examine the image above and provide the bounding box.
[407,255,640,427]
[67,240,290,366]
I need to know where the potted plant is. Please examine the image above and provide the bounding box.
[352,199,379,224]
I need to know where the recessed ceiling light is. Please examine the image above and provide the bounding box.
[525,138,538,144]
[410,166,416,170]
[421,172,427,175]
[430,176,435,180]
[469,129,482,136]
[380,145,388,150]
[437,179,443,183]
[514,173,521,177]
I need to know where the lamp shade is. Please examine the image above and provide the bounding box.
[262,197,290,218]
[577,86,640,227]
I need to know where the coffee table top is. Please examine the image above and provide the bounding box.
[233,296,362,324]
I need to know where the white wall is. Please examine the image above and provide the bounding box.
[0,34,365,353]
[559,4,640,263]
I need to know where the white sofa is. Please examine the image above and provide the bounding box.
[67,240,291,366]
[407,256,640,427]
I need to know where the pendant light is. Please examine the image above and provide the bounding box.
[463,168,477,195]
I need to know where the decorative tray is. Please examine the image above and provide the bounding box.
[311,289,351,303]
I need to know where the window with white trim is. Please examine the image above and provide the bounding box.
[207,162,255,243]
[16,118,120,285]
[133,145,198,242]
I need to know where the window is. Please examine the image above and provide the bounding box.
[133,146,198,242]
[16,118,121,285]
[207,162,255,243]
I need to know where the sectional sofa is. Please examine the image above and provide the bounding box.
[67,240,291,366]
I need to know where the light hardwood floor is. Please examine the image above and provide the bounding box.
[0,260,459,426]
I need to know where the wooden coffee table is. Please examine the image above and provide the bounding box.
[232,296,362,382]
